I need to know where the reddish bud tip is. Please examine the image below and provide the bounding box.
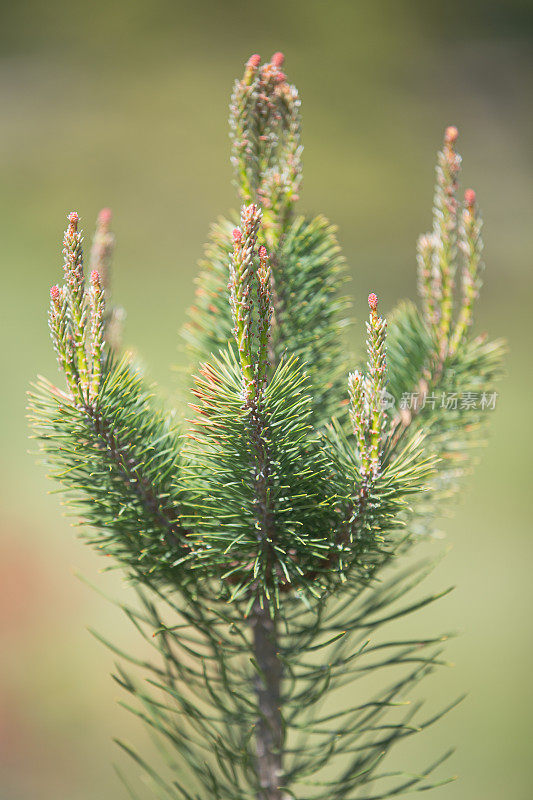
[98,207,112,226]
[90,269,101,286]
[276,71,287,83]
[368,292,378,311]
[68,211,79,227]
[50,284,60,301]
[258,245,268,259]
[247,54,261,70]
[464,188,476,207]
[444,125,458,144]
[232,228,242,244]
[271,51,285,67]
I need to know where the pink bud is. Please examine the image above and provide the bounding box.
[68,211,79,228]
[98,207,112,226]
[271,52,285,67]
[444,126,458,144]
[275,71,287,84]
[232,228,242,244]
[368,292,378,311]
[246,54,261,70]
[90,270,101,286]
[50,285,60,302]
[258,245,268,259]
[464,188,476,207]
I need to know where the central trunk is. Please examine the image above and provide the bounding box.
[251,597,283,800]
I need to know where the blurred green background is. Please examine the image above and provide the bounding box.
[1,1,532,798]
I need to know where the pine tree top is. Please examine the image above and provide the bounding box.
[28,52,505,800]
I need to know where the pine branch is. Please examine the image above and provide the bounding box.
[29,359,189,582]
[184,213,350,428]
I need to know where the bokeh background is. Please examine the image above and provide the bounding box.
[1,1,532,798]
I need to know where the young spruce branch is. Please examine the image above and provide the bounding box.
[29,53,504,800]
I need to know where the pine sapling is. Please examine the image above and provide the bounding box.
[29,53,504,800]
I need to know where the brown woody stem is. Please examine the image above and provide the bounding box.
[246,396,284,799]
[250,597,284,800]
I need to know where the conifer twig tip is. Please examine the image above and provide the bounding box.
[444,125,458,144]
[67,210,79,228]
[464,188,476,207]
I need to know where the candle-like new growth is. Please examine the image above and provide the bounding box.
[417,232,438,325]
[366,293,387,474]
[348,293,388,480]
[450,188,484,353]
[348,370,370,474]
[48,284,79,401]
[433,126,461,346]
[47,213,112,407]
[244,53,261,82]
[229,204,262,402]
[63,211,89,396]
[89,207,114,293]
[256,244,273,393]
[414,129,486,361]
[88,269,105,402]
[391,134,491,445]
[89,208,123,352]
[229,212,273,403]
[229,53,302,247]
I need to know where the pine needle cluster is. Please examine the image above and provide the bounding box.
[29,53,504,800]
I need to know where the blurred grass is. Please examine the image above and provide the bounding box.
[1,1,532,798]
